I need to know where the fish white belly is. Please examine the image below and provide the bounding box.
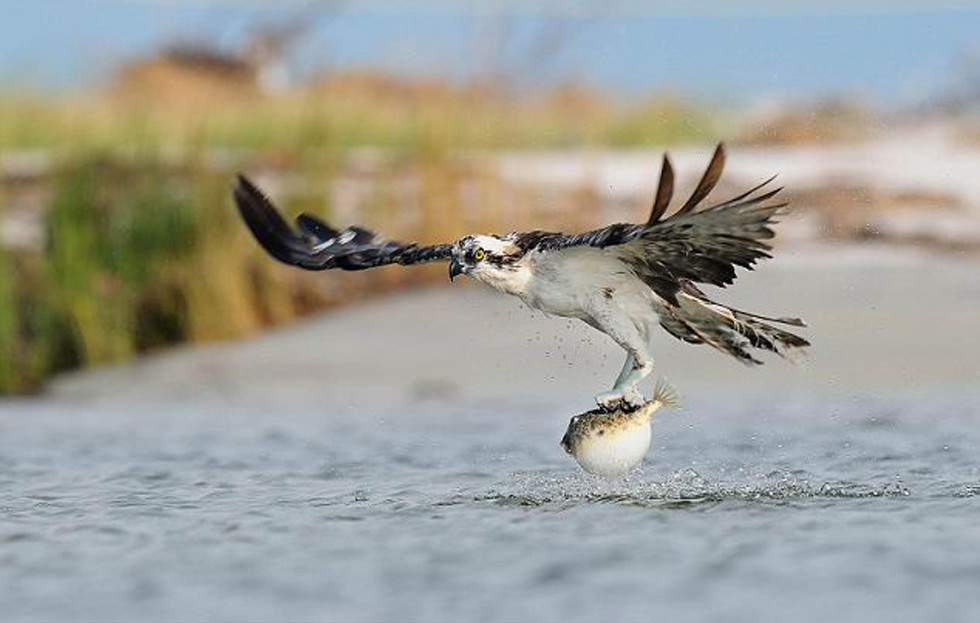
[562,391,675,477]
[574,419,652,477]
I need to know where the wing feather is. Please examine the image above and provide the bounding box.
[295,212,339,242]
[234,174,452,271]
[238,142,786,299]
[675,143,725,215]
[512,143,787,302]
[646,155,674,225]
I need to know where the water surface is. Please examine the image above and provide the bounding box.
[2,389,979,622]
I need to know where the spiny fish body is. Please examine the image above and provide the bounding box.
[561,381,679,477]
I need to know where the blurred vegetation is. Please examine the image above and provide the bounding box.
[0,76,719,394]
[0,80,717,152]
[0,157,328,393]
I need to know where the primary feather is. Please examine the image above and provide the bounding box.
[234,174,452,270]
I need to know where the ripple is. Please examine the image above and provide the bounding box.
[2,531,42,543]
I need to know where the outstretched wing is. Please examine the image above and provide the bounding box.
[234,174,453,271]
[512,144,786,303]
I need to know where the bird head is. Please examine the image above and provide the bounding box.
[449,234,524,287]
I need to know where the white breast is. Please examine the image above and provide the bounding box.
[522,247,646,317]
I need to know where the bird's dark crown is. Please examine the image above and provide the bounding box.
[453,234,521,267]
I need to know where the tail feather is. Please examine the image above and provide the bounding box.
[668,293,809,366]
[731,311,810,365]
[725,305,807,328]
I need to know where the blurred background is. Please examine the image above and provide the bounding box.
[3,3,980,622]
[2,0,979,394]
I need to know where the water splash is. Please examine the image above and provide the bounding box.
[476,468,912,508]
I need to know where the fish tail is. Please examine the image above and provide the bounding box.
[652,377,681,410]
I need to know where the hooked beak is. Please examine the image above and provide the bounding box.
[449,258,465,282]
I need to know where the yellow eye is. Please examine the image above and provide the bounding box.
[474,248,486,261]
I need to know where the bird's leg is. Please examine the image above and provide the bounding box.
[596,354,632,410]
[596,353,649,411]
[612,353,635,390]
[594,326,653,411]
[615,347,654,410]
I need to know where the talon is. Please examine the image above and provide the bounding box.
[622,387,645,411]
[595,391,625,412]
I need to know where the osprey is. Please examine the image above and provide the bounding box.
[234,144,808,411]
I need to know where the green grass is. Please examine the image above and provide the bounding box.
[43,160,196,364]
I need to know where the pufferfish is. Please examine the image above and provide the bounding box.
[561,380,679,477]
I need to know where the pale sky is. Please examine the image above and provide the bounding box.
[2,0,979,104]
